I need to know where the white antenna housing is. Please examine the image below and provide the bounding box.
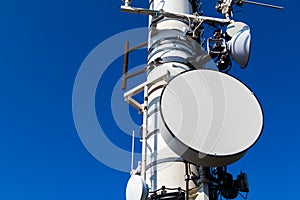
[227,23,251,68]
[126,175,148,200]
[160,70,263,166]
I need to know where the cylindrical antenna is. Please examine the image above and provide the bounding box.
[131,130,135,172]
[242,0,284,10]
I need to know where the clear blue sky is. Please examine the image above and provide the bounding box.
[0,0,298,199]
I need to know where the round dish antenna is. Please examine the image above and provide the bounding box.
[227,23,251,69]
[160,70,263,166]
[126,175,148,200]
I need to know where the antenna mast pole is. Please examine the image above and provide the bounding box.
[142,0,206,199]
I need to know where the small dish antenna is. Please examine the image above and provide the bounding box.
[126,175,148,200]
[227,22,251,69]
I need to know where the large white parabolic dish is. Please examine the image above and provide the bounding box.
[160,70,263,167]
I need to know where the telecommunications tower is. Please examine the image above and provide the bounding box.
[121,1,283,200]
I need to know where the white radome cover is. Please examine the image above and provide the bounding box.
[160,70,263,166]
[228,23,251,69]
[126,175,148,200]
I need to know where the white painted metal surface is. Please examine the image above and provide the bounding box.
[145,0,201,198]
[228,25,251,68]
[126,175,148,200]
[160,69,263,166]
[226,22,249,38]
[149,0,193,31]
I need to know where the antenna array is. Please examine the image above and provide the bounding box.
[121,1,283,200]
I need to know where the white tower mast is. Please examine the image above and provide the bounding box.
[122,1,282,200]
[145,0,204,199]
[123,1,209,199]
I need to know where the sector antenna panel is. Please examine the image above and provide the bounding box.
[160,70,263,167]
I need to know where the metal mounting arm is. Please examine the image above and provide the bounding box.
[122,41,148,90]
[124,71,170,113]
[237,0,284,10]
[121,5,231,26]
[217,0,284,19]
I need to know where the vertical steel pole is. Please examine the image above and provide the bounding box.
[141,85,148,180]
[145,0,204,199]
[131,130,135,172]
